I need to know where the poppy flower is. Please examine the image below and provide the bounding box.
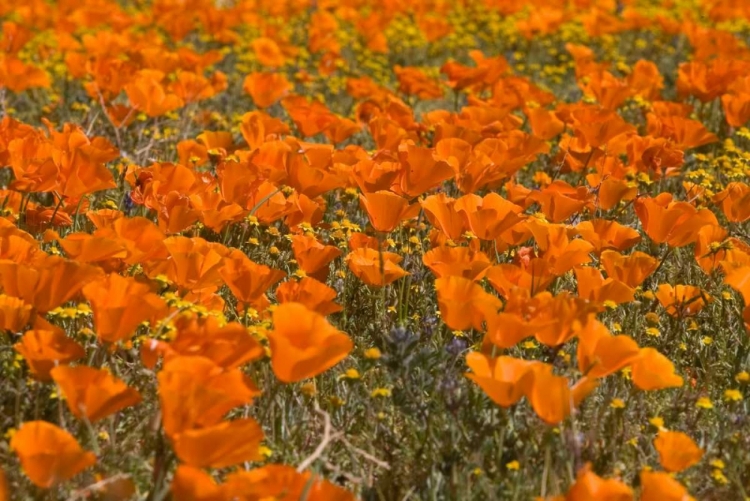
[575,219,641,254]
[83,273,167,344]
[359,191,420,233]
[565,463,633,501]
[485,259,555,298]
[435,276,502,331]
[10,421,96,488]
[455,193,524,240]
[635,196,717,247]
[142,315,263,370]
[50,365,142,423]
[275,277,343,316]
[267,302,352,383]
[639,470,694,501]
[0,294,32,332]
[219,249,285,310]
[464,352,534,407]
[713,182,750,223]
[571,107,636,149]
[163,237,228,292]
[157,356,260,437]
[251,37,286,68]
[172,418,264,468]
[345,247,408,287]
[576,320,640,378]
[393,143,454,198]
[422,246,491,281]
[655,284,710,317]
[242,71,291,108]
[600,250,658,288]
[654,430,703,472]
[631,348,683,390]
[421,193,467,241]
[575,267,635,306]
[170,466,224,501]
[14,330,86,381]
[291,234,342,279]
[223,464,355,501]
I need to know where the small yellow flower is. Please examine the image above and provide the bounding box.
[506,460,520,471]
[247,237,259,246]
[300,382,317,396]
[710,459,725,469]
[645,327,660,337]
[269,246,280,255]
[610,398,626,409]
[364,347,381,360]
[736,371,750,383]
[642,290,655,301]
[627,437,638,447]
[696,397,714,409]
[724,389,743,402]
[258,445,273,458]
[521,340,538,349]
[721,291,732,300]
[339,368,361,380]
[328,395,345,407]
[702,336,713,345]
[711,469,729,484]
[649,416,664,429]
[98,431,110,441]
[293,269,307,279]
[371,387,392,398]
[472,467,483,476]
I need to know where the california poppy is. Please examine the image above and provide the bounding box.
[275,277,343,316]
[464,352,534,407]
[639,470,694,501]
[653,430,703,472]
[291,234,342,279]
[14,329,86,381]
[83,273,167,344]
[600,250,658,288]
[635,195,717,248]
[267,302,352,383]
[455,193,524,240]
[576,320,640,378]
[50,365,142,423]
[170,466,224,501]
[422,246,491,281]
[631,348,683,391]
[219,249,285,310]
[0,294,32,332]
[435,276,502,331]
[157,356,260,437]
[655,284,710,317]
[360,191,420,233]
[223,464,355,501]
[575,219,641,254]
[172,418,264,468]
[10,421,96,488]
[346,247,409,287]
[713,182,750,223]
[565,463,633,501]
[243,71,291,108]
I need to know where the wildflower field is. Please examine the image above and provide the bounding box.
[1,0,750,499]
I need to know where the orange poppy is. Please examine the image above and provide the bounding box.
[10,421,96,488]
[83,273,167,344]
[575,267,635,306]
[600,250,658,288]
[50,365,142,423]
[291,234,342,279]
[267,302,352,383]
[455,193,524,240]
[465,352,535,407]
[223,464,355,501]
[655,284,710,317]
[565,463,633,501]
[157,356,260,437]
[393,142,454,198]
[421,193,467,242]
[631,348,683,391]
[575,219,641,254]
[359,191,420,233]
[243,71,291,108]
[0,294,32,331]
[163,237,228,292]
[571,107,636,149]
[251,37,286,68]
[170,466,224,501]
[576,320,640,378]
[14,329,85,381]
[172,418,264,468]
[639,470,694,501]
[275,277,343,316]
[142,315,264,370]
[219,249,285,310]
[422,246,491,281]
[713,182,750,223]
[635,195,717,247]
[345,247,409,287]
[653,430,703,472]
[435,276,502,331]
